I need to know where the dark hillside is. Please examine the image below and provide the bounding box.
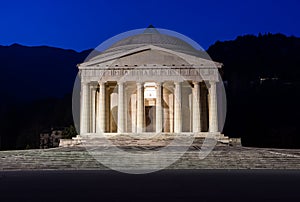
[207,33,300,148]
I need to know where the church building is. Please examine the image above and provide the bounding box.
[78,26,224,138]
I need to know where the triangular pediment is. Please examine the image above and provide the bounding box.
[78,45,222,69]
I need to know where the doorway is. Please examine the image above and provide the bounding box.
[145,106,156,132]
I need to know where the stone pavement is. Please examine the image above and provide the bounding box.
[1,137,300,170]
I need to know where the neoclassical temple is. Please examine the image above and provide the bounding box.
[78,27,223,136]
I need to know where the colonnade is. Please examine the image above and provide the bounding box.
[80,81,218,134]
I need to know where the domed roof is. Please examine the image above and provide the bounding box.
[103,26,203,57]
[86,26,211,63]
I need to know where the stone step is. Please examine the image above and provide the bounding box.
[1,145,300,170]
[60,134,231,147]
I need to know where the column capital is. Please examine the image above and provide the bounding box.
[98,81,106,85]
[174,81,181,86]
[90,85,97,89]
[136,82,144,86]
[209,80,217,85]
[156,82,162,85]
[81,81,89,85]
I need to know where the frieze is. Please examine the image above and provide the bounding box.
[82,68,217,77]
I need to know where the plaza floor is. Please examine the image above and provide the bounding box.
[1,138,300,170]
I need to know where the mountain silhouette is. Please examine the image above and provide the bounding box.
[0,44,91,149]
[207,33,300,148]
[0,44,91,101]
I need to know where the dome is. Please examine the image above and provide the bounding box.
[103,26,203,57]
[87,26,210,62]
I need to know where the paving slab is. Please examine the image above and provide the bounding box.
[0,141,300,170]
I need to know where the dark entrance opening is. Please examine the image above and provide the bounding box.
[145,106,156,132]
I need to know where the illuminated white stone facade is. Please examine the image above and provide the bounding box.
[78,28,222,136]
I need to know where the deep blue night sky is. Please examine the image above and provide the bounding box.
[1,0,299,51]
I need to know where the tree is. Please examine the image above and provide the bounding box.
[61,125,78,139]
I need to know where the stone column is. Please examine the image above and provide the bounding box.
[80,82,89,134]
[163,88,170,132]
[169,93,174,133]
[193,81,201,133]
[209,81,218,132]
[136,82,144,133]
[124,87,128,133]
[156,82,163,133]
[96,90,99,132]
[96,82,106,133]
[117,82,125,133]
[174,82,182,133]
[90,85,96,133]
[131,94,137,133]
[105,87,111,132]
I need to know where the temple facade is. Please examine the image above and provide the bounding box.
[78,27,223,136]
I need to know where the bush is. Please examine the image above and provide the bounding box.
[61,125,77,139]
